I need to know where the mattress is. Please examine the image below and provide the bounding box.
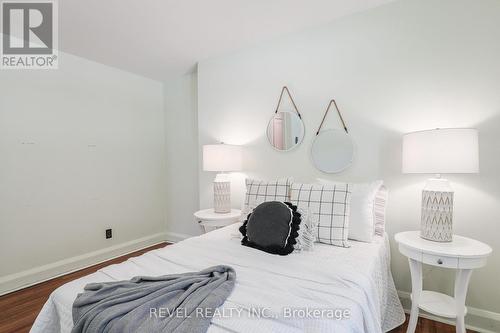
[31,224,405,333]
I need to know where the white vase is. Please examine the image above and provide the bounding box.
[213,174,231,213]
[420,178,453,242]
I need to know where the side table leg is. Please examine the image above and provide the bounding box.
[407,258,422,333]
[197,220,206,234]
[455,269,472,333]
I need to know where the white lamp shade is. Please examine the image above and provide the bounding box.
[402,128,479,174]
[203,144,242,172]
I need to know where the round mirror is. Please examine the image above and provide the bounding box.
[311,129,354,173]
[266,111,305,151]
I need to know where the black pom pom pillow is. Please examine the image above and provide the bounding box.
[239,201,301,255]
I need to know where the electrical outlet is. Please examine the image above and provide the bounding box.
[105,228,112,239]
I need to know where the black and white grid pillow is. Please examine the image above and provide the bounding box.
[244,178,293,211]
[290,183,352,247]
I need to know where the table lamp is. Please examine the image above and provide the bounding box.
[203,143,243,213]
[402,128,479,242]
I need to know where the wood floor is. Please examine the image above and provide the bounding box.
[0,242,475,333]
[0,242,168,333]
[389,315,476,333]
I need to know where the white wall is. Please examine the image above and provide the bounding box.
[196,0,500,329]
[0,50,166,293]
[164,72,201,240]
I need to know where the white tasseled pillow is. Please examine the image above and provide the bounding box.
[373,185,388,236]
[293,207,317,252]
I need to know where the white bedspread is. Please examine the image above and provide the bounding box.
[31,224,404,333]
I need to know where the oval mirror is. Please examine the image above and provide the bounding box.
[266,111,305,151]
[311,129,354,173]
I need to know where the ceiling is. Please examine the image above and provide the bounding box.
[59,0,394,81]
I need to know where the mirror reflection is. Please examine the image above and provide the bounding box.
[311,129,354,173]
[266,111,305,151]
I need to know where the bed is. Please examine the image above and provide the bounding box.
[31,223,405,333]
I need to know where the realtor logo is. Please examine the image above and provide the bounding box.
[1,0,58,69]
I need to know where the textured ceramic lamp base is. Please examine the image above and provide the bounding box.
[420,178,454,242]
[213,174,231,213]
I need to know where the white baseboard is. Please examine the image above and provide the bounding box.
[165,230,193,243]
[0,232,167,296]
[398,290,500,333]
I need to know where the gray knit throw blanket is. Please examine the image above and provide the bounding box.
[71,265,236,333]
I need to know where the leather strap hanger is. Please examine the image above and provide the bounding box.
[274,86,302,119]
[316,99,348,135]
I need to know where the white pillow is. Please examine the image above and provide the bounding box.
[317,179,383,242]
[373,186,388,236]
[293,207,316,252]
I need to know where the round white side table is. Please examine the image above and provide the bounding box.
[194,208,242,234]
[395,231,492,333]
